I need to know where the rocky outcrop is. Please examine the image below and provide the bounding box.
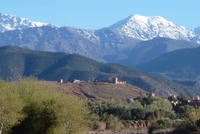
[128,121,150,129]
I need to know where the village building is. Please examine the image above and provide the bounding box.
[58,79,64,83]
[171,95,200,107]
[73,79,81,83]
[111,77,126,84]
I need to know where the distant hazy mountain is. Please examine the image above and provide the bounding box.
[0,26,139,62]
[135,46,200,81]
[119,37,200,65]
[0,13,51,32]
[110,14,200,43]
[0,45,197,97]
[1,13,200,65]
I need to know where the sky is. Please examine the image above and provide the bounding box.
[0,0,199,30]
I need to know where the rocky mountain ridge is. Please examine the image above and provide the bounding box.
[0,13,52,32]
[0,26,139,62]
[110,14,200,44]
[0,13,200,65]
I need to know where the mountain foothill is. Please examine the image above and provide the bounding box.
[0,13,200,98]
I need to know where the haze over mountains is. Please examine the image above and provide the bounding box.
[0,13,200,65]
[0,45,198,97]
[135,46,200,81]
[1,13,200,43]
[0,13,200,86]
[1,13,200,97]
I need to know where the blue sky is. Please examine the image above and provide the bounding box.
[1,0,199,30]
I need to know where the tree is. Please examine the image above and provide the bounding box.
[0,79,24,134]
[174,106,200,133]
[51,92,90,134]
[12,78,90,134]
[131,108,146,120]
[145,98,173,111]
[177,93,189,102]
[168,95,177,102]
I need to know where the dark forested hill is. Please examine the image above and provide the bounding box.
[119,37,199,65]
[0,45,198,97]
[135,46,200,82]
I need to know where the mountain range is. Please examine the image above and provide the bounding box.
[0,13,200,65]
[1,13,200,87]
[1,13,200,43]
[135,46,200,82]
[110,14,200,43]
[0,13,49,32]
[0,45,198,97]
[119,37,199,65]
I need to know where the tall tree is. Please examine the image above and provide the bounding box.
[51,92,90,134]
[12,78,90,134]
[0,79,24,134]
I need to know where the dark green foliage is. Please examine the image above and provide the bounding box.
[196,119,200,128]
[12,101,57,134]
[168,95,177,102]
[171,106,200,133]
[176,93,189,102]
[131,108,146,120]
[174,105,192,118]
[0,45,197,97]
[135,46,200,81]
[148,118,173,134]
[136,96,155,106]
[105,107,131,120]
[8,78,90,134]
[105,115,122,130]
[173,120,198,134]
[87,100,130,120]
[146,109,176,121]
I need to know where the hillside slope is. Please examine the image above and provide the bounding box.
[135,46,200,81]
[0,45,197,97]
[0,26,139,63]
[120,37,199,65]
[52,82,147,101]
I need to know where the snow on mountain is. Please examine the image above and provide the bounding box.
[0,13,52,32]
[0,25,139,63]
[110,14,199,43]
[195,27,200,34]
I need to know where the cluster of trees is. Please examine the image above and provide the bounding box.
[0,78,89,134]
[87,95,200,133]
[86,96,175,130]
[1,77,200,134]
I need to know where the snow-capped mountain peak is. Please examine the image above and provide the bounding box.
[109,14,197,42]
[0,13,52,32]
[194,27,200,34]
[129,14,149,23]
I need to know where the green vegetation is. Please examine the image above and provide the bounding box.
[173,106,200,133]
[0,78,89,134]
[1,78,200,133]
[0,79,24,134]
[123,37,199,66]
[86,96,175,133]
[0,45,197,97]
[135,45,200,81]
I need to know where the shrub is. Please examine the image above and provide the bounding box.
[105,115,122,130]
[148,118,172,134]
[11,78,90,134]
